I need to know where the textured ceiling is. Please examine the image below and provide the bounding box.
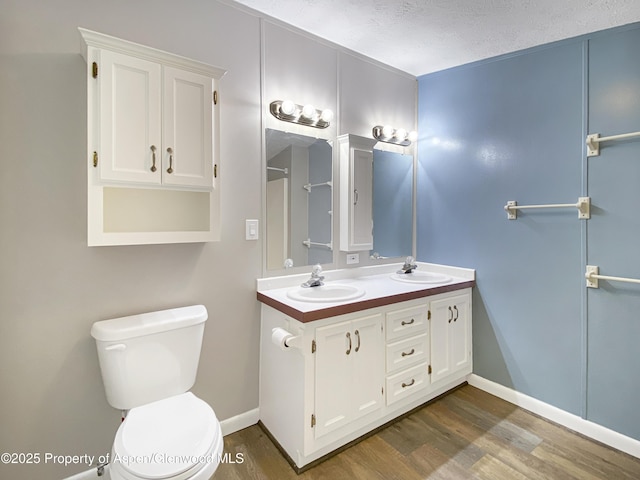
[230,0,640,76]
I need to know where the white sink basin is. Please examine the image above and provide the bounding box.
[286,284,365,303]
[390,271,452,284]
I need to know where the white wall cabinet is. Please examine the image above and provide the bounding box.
[338,134,377,252]
[80,28,225,246]
[259,288,472,471]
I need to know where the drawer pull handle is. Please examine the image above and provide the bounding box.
[150,145,157,172]
[448,306,453,323]
[401,318,415,326]
[402,379,415,388]
[355,330,361,352]
[453,305,459,322]
[346,332,352,355]
[401,348,415,357]
[166,147,174,174]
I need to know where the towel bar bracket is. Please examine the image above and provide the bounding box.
[586,134,600,157]
[585,265,599,288]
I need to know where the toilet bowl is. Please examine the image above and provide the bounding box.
[109,393,223,480]
[91,305,222,480]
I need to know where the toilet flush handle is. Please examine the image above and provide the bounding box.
[105,344,126,352]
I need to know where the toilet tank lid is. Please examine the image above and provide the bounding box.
[91,305,208,342]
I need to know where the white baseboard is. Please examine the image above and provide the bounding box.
[220,407,259,436]
[468,374,640,459]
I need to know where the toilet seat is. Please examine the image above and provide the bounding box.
[110,392,222,480]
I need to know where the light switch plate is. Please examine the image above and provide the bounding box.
[246,219,259,240]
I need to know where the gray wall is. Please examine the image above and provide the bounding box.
[0,1,416,478]
[0,2,262,479]
[417,24,640,440]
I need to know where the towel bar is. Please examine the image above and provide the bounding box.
[585,265,640,288]
[504,197,590,220]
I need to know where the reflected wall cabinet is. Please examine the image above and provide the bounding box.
[79,28,226,246]
[338,134,377,252]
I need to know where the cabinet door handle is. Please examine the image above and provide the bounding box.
[354,330,361,352]
[448,306,453,323]
[150,145,157,172]
[346,332,352,355]
[353,188,358,205]
[453,305,459,322]
[401,348,415,357]
[402,379,415,388]
[166,147,174,174]
[401,318,415,326]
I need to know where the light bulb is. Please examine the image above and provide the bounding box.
[320,109,334,123]
[381,125,394,139]
[395,128,407,141]
[301,104,316,119]
[408,130,418,142]
[280,100,296,116]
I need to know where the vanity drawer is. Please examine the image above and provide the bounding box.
[385,305,428,341]
[385,362,429,406]
[386,333,429,374]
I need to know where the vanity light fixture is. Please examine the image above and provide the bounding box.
[270,100,333,129]
[372,125,418,146]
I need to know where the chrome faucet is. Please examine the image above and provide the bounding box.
[398,256,418,274]
[301,264,325,288]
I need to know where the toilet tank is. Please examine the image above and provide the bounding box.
[91,305,208,410]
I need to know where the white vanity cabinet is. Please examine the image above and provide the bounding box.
[338,134,377,252]
[259,287,472,471]
[314,314,384,437]
[79,28,226,246]
[430,293,472,384]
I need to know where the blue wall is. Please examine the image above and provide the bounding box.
[417,25,640,439]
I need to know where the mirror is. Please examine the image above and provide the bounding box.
[265,129,333,271]
[372,148,413,258]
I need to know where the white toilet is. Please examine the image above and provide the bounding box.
[91,305,223,480]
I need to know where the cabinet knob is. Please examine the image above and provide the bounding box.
[166,147,174,174]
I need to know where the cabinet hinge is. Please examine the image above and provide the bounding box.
[214,164,218,178]
[92,151,98,168]
[428,310,431,320]
[213,90,218,105]
[92,62,98,78]
[428,364,432,375]
[311,339,316,353]
[311,414,316,428]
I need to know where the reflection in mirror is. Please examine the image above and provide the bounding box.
[266,129,333,271]
[372,149,413,258]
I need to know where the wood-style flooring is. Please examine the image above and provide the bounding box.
[214,385,640,479]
